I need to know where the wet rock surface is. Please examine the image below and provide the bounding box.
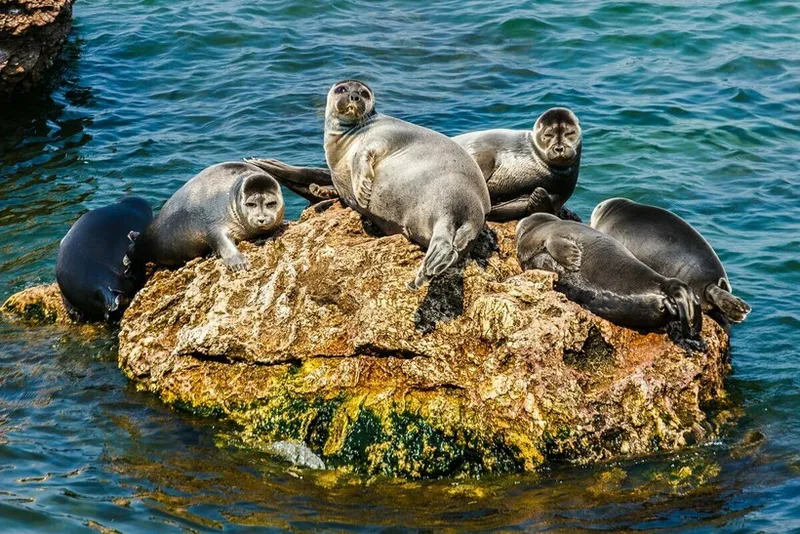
[108,202,731,479]
[0,0,74,98]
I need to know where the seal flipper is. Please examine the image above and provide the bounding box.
[351,150,376,209]
[706,280,751,323]
[544,235,582,271]
[245,158,333,186]
[663,279,702,338]
[309,184,340,200]
[208,230,249,272]
[528,187,556,215]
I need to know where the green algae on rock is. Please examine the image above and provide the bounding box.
[113,201,731,479]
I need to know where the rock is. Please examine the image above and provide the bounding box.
[1,282,72,323]
[112,201,731,479]
[265,440,326,470]
[0,0,74,99]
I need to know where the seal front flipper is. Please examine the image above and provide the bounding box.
[488,196,534,222]
[706,279,751,322]
[544,235,582,271]
[662,279,702,338]
[209,230,249,272]
[351,142,388,209]
[309,184,339,200]
[528,187,556,214]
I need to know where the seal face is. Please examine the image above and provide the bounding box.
[322,79,491,288]
[516,212,702,337]
[138,162,284,272]
[454,107,582,222]
[590,198,751,323]
[55,196,153,322]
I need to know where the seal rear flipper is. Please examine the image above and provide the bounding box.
[245,158,333,186]
[409,236,459,290]
[663,279,702,338]
[706,281,751,323]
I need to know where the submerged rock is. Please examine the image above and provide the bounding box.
[0,0,74,99]
[1,283,72,323]
[111,201,731,479]
[265,440,326,470]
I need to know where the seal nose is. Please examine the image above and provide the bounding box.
[553,144,565,155]
[349,93,360,102]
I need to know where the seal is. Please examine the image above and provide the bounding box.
[516,212,702,336]
[55,196,153,322]
[257,79,490,289]
[137,162,284,272]
[454,107,582,221]
[249,107,582,221]
[590,198,751,323]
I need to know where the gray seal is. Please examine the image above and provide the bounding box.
[249,107,582,222]
[454,107,582,221]
[138,162,284,271]
[257,79,490,289]
[590,198,751,323]
[516,212,702,337]
[56,196,153,322]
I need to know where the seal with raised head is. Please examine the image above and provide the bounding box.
[249,107,582,221]
[516,212,702,336]
[56,196,153,322]
[255,79,490,289]
[137,162,284,272]
[590,198,751,323]
[454,107,582,221]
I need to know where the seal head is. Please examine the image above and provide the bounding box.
[327,80,376,125]
[236,173,284,233]
[532,107,582,169]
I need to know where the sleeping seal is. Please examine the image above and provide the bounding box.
[249,107,582,222]
[257,79,490,289]
[454,107,582,221]
[55,197,153,322]
[516,212,702,337]
[137,162,284,271]
[590,198,751,323]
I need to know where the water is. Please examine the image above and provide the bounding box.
[1,0,798,530]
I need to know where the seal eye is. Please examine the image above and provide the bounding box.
[245,201,257,208]
[334,85,348,94]
[543,132,555,141]
[267,201,278,208]
[360,90,370,99]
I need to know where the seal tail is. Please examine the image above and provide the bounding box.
[706,280,751,323]
[663,279,702,338]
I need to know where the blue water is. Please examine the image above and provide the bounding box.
[1,0,798,531]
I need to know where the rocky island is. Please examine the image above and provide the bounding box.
[2,201,731,479]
